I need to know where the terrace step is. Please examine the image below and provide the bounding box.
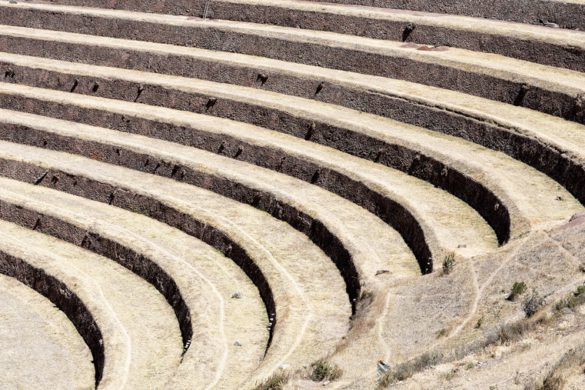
[0,108,429,279]
[0,4,584,121]
[0,140,352,383]
[1,22,584,130]
[34,0,585,72]
[0,177,268,389]
[0,84,504,267]
[304,0,585,30]
[0,273,94,390]
[41,0,585,30]
[0,70,580,247]
[0,21,582,130]
[0,30,582,206]
[0,219,183,389]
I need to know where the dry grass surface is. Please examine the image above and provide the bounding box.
[253,371,290,390]
[288,216,585,389]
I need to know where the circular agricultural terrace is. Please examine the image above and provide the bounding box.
[0,0,584,388]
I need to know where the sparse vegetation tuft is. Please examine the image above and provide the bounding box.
[356,289,375,312]
[497,320,533,344]
[555,284,585,311]
[507,281,527,301]
[360,289,374,301]
[378,352,442,388]
[442,253,456,275]
[475,316,483,329]
[253,371,289,390]
[523,291,544,317]
[538,374,565,390]
[309,359,342,382]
